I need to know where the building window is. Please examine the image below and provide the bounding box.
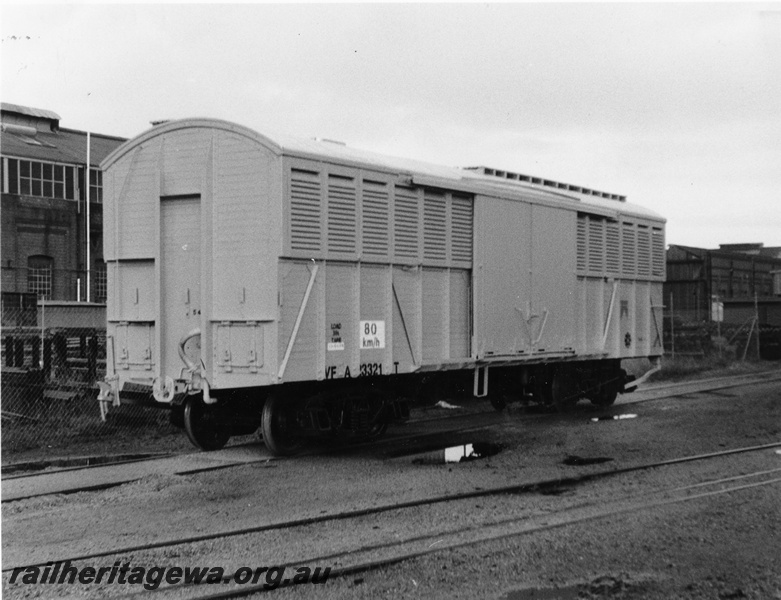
[79,166,103,203]
[4,158,76,200]
[27,255,54,299]
[89,168,103,203]
[93,266,107,303]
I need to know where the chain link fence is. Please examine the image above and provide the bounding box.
[663,311,781,361]
[2,266,108,304]
[2,299,779,464]
[1,304,184,463]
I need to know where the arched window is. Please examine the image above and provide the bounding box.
[27,255,53,299]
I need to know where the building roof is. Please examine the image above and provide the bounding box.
[1,102,61,122]
[1,126,125,167]
[1,103,126,167]
[668,244,781,265]
[717,243,781,257]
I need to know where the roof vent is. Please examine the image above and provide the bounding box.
[462,165,626,202]
[1,122,56,148]
[313,137,347,146]
[1,123,37,137]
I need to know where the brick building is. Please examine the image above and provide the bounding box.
[1,103,126,306]
[665,243,781,325]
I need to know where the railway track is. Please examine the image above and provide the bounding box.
[126,468,781,600]
[3,370,779,503]
[5,439,780,580]
[1,453,176,481]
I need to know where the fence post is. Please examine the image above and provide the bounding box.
[54,332,67,376]
[88,334,98,382]
[31,337,40,369]
[43,338,52,380]
[14,338,25,368]
[5,336,14,367]
[755,293,761,359]
[717,305,722,357]
[742,319,755,361]
[670,293,675,360]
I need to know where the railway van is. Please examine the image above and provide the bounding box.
[98,118,665,454]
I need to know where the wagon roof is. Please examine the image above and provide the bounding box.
[103,118,664,222]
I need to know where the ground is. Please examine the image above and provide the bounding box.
[2,364,780,599]
[1,357,776,468]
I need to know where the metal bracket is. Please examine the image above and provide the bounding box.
[152,375,176,403]
[651,304,664,349]
[175,328,216,404]
[623,357,662,393]
[278,262,319,381]
[602,281,619,350]
[473,366,489,398]
[392,282,417,366]
[97,376,120,422]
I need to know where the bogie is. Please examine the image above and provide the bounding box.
[485,361,628,413]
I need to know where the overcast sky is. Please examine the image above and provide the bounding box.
[2,3,779,249]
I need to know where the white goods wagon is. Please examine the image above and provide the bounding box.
[98,119,665,453]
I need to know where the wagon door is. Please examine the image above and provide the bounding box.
[160,195,202,375]
[529,204,576,353]
[473,197,532,356]
[474,197,576,357]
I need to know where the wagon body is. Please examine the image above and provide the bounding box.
[99,119,664,448]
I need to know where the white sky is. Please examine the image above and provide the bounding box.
[2,3,780,249]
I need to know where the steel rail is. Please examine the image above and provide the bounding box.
[1,453,176,481]
[5,439,780,575]
[5,370,777,483]
[117,467,781,599]
[4,371,779,502]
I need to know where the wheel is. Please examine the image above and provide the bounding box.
[366,419,389,439]
[489,394,508,412]
[546,367,580,413]
[183,396,231,451]
[590,369,624,407]
[261,395,302,456]
[591,384,618,407]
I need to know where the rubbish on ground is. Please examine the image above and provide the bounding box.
[591,414,638,422]
[435,400,461,409]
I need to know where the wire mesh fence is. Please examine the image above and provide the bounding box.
[2,266,108,304]
[663,312,781,361]
[2,301,778,463]
[1,304,183,462]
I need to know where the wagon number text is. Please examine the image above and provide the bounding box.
[324,362,399,379]
[359,362,383,377]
